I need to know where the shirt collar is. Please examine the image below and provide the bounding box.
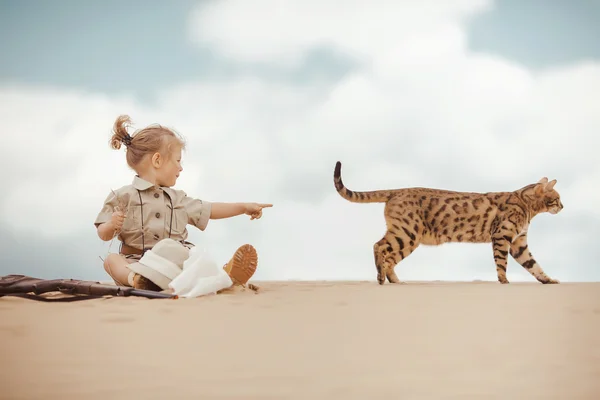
[132,175,155,191]
[132,175,176,199]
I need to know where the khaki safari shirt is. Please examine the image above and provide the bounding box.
[94,176,212,252]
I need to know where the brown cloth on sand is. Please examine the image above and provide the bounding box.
[0,274,176,302]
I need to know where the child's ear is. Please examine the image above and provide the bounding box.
[151,152,162,168]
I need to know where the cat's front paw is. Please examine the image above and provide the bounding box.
[376,266,386,285]
[545,278,560,284]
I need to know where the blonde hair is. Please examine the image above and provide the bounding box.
[110,115,185,170]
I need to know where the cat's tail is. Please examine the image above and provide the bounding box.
[334,161,393,203]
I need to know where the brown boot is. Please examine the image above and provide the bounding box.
[223,244,258,286]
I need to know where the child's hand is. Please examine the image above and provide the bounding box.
[110,210,125,231]
[244,203,273,220]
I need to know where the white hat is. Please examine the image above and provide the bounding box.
[128,238,190,290]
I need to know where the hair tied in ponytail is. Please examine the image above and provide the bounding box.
[110,114,185,170]
[122,134,133,146]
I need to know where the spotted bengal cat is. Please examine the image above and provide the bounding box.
[333,161,563,285]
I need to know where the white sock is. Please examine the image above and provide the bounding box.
[127,271,136,287]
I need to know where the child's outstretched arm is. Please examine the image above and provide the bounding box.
[210,202,273,220]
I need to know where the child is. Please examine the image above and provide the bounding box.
[94,115,272,291]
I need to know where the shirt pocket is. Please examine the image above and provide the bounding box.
[121,202,142,233]
[166,204,188,236]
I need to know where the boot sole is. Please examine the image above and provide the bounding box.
[225,244,258,285]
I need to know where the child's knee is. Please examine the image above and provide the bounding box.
[103,256,112,273]
[104,253,124,272]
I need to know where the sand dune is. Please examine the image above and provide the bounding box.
[1,281,599,399]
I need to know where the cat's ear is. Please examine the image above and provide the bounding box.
[545,179,557,191]
[534,180,546,195]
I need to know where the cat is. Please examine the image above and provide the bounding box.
[333,161,563,285]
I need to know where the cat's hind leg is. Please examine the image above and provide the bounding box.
[373,230,419,285]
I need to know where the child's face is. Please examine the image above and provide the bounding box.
[155,146,183,187]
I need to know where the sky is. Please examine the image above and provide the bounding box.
[1,0,599,283]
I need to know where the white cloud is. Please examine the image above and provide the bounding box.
[189,0,493,64]
[1,0,599,282]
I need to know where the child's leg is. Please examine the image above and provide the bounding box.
[103,253,132,286]
[103,253,162,291]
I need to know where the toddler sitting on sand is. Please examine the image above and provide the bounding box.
[94,115,272,292]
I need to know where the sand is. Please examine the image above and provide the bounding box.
[1,280,599,399]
